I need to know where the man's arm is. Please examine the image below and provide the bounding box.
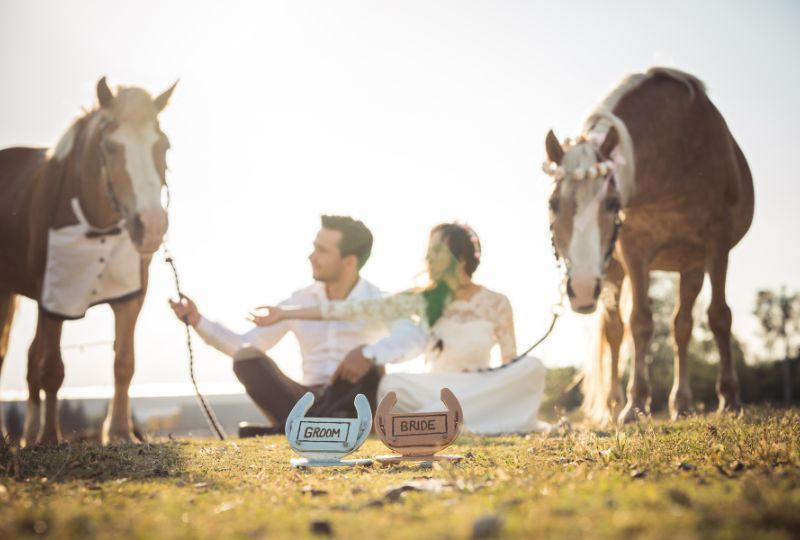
[366,318,427,366]
[170,295,290,357]
[331,319,427,384]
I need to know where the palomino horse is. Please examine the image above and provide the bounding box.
[0,78,176,444]
[543,68,753,423]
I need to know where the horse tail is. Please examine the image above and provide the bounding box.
[581,309,611,424]
[581,278,631,425]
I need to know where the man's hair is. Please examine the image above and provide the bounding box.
[320,215,373,269]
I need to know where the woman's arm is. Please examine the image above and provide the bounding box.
[323,292,425,323]
[249,305,322,326]
[250,292,426,327]
[494,295,518,363]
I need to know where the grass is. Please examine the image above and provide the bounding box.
[1,407,799,540]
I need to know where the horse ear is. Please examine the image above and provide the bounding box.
[154,80,179,112]
[97,77,114,109]
[600,126,619,158]
[545,129,564,165]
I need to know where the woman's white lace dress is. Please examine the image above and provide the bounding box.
[322,287,549,434]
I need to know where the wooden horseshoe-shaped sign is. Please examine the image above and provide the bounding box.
[285,392,373,467]
[374,388,464,464]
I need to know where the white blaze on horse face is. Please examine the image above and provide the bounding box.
[109,120,168,253]
[564,146,605,310]
[568,192,603,308]
[108,121,163,212]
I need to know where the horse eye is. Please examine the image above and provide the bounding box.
[549,198,560,214]
[605,198,621,213]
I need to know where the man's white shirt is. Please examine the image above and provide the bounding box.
[194,278,426,386]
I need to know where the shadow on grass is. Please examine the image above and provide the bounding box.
[0,440,189,482]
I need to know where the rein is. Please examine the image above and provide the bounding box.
[163,243,227,441]
[159,182,226,440]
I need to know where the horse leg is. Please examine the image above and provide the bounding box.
[0,292,17,440]
[103,297,143,443]
[618,256,652,424]
[38,313,64,444]
[603,260,625,419]
[707,249,740,412]
[669,269,704,419]
[104,291,146,444]
[22,312,46,446]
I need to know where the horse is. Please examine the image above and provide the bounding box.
[542,67,754,424]
[0,77,176,444]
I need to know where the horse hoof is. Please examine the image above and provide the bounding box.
[617,405,636,424]
[717,398,742,414]
[37,433,62,446]
[617,403,646,424]
[606,391,624,419]
[670,407,692,421]
[103,431,136,445]
[669,391,692,420]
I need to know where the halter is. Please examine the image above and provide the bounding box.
[546,153,622,280]
[94,117,171,223]
[92,119,128,220]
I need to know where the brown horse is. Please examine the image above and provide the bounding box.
[0,77,176,444]
[543,68,753,423]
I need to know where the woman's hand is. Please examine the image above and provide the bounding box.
[248,306,285,327]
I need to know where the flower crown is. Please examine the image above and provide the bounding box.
[541,134,624,181]
[454,221,482,261]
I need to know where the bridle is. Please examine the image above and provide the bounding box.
[547,162,622,281]
[94,117,171,226]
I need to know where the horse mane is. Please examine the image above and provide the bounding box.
[580,67,708,206]
[48,85,155,163]
[48,109,103,162]
[646,67,706,100]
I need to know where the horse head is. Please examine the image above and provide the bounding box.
[543,128,623,314]
[70,77,178,255]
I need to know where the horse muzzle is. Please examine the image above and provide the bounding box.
[127,208,168,254]
[567,270,602,314]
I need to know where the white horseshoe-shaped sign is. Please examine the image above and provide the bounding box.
[285,392,373,467]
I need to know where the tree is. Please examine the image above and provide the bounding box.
[753,287,800,404]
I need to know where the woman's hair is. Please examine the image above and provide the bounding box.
[430,223,481,277]
[420,222,482,327]
[421,280,452,330]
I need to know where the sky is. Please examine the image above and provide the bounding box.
[1,0,799,399]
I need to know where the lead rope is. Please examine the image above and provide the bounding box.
[163,243,227,440]
[514,287,566,361]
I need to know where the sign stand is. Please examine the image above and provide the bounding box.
[285,392,373,468]
[373,388,464,465]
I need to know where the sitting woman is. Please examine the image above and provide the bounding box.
[251,223,549,434]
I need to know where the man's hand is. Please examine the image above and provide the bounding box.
[168,294,201,327]
[331,346,373,384]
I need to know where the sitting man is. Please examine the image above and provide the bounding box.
[169,215,425,436]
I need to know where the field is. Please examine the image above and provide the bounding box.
[1,408,799,539]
